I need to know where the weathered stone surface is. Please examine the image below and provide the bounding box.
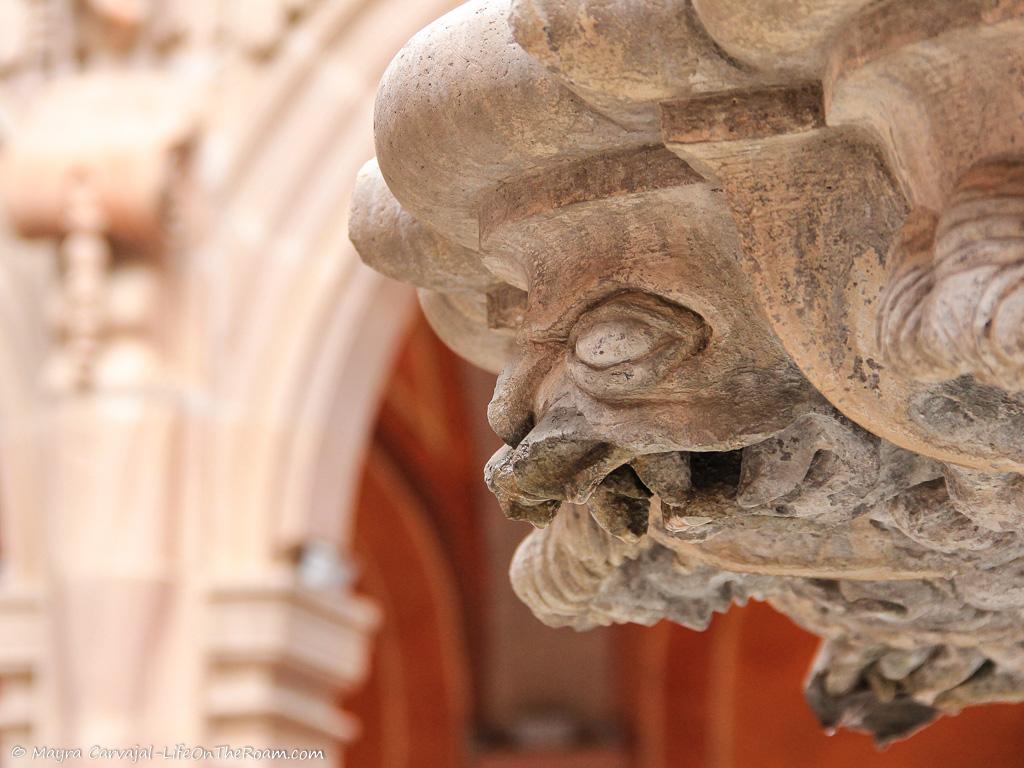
[351,0,1024,743]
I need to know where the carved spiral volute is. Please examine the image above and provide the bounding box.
[880,157,1024,391]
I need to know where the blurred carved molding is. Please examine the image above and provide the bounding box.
[0,0,462,762]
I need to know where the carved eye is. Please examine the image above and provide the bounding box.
[575,318,663,369]
[571,293,709,374]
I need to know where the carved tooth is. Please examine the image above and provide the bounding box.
[865,668,899,703]
[734,411,879,520]
[631,451,692,505]
[735,434,812,509]
[631,452,703,535]
[877,647,933,682]
[500,498,562,529]
[587,465,651,542]
[824,662,868,700]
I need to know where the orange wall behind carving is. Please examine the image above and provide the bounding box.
[620,605,1024,768]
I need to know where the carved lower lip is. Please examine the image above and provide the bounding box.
[656,449,746,537]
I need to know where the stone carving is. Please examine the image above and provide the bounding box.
[350,0,1024,744]
[879,157,1024,392]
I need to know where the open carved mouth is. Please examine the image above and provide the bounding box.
[484,403,877,543]
[589,448,752,542]
[485,439,784,543]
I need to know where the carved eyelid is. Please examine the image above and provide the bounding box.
[574,295,687,333]
[526,290,682,341]
[521,289,648,340]
[570,292,711,369]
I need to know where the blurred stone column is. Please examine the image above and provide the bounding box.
[0,2,401,764]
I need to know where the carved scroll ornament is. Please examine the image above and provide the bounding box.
[350,0,1024,743]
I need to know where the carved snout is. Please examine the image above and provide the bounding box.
[879,156,1024,391]
[484,403,632,527]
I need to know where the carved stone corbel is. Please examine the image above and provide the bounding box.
[351,0,1024,744]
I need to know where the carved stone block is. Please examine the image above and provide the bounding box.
[350,0,1024,743]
